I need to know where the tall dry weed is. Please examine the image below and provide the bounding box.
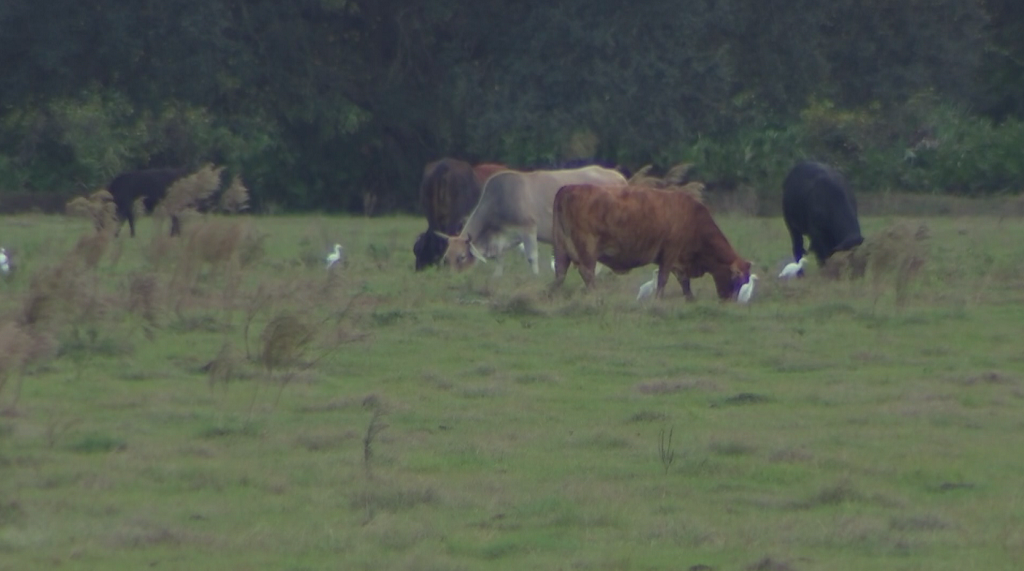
[0,321,33,401]
[20,262,83,328]
[628,163,696,188]
[65,190,118,232]
[206,341,241,392]
[157,164,224,218]
[0,321,54,409]
[72,230,112,270]
[219,175,250,214]
[826,222,930,307]
[169,219,246,314]
[127,273,161,330]
[260,313,314,373]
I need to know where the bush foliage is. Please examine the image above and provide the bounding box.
[0,0,1022,210]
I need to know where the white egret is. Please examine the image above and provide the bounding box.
[325,243,343,269]
[0,247,9,275]
[737,274,758,304]
[778,256,806,279]
[636,269,659,301]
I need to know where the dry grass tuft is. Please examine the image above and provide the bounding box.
[628,163,695,187]
[72,230,112,269]
[169,220,247,310]
[156,163,224,222]
[627,166,706,203]
[0,321,33,397]
[260,313,315,372]
[127,273,161,328]
[187,219,245,266]
[20,262,84,328]
[219,175,250,214]
[238,231,268,268]
[205,342,241,390]
[65,190,118,232]
[145,230,178,272]
[825,222,929,306]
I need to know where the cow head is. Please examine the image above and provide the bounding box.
[413,231,449,271]
[712,258,752,300]
[440,232,486,271]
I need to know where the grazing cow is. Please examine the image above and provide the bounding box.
[441,166,628,274]
[782,161,864,266]
[413,159,505,270]
[107,167,188,237]
[551,185,751,301]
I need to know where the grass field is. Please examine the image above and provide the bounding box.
[0,210,1023,571]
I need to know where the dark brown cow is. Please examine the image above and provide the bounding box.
[551,184,751,301]
[413,159,505,270]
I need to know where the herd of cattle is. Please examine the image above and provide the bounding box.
[413,158,864,302]
[81,158,864,303]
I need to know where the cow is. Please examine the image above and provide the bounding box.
[412,159,505,270]
[440,166,628,274]
[782,161,864,266]
[551,184,751,301]
[107,167,189,237]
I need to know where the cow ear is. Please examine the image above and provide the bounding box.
[468,242,487,263]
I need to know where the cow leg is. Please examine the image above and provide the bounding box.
[170,215,182,237]
[552,247,571,289]
[674,270,694,301]
[655,265,673,299]
[788,226,805,263]
[128,212,137,238]
[807,229,830,266]
[578,264,598,289]
[521,232,540,274]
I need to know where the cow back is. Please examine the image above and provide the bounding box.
[461,166,626,247]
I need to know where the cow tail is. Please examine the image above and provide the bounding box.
[552,189,574,263]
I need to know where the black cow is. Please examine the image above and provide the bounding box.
[413,232,450,271]
[108,167,188,237]
[782,161,864,266]
[412,158,505,270]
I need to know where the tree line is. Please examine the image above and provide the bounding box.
[1,0,1022,214]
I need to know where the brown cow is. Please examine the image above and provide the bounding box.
[551,184,751,301]
[413,158,505,270]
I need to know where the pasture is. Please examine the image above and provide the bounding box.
[0,209,1023,571]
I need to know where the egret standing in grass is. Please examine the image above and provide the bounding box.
[636,269,659,301]
[325,243,343,269]
[778,256,806,279]
[0,247,9,275]
[737,274,758,303]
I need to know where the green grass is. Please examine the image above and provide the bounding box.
[0,210,1023,570]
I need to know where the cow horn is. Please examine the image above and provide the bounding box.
[469,242,487,263]
[433,231,450,241]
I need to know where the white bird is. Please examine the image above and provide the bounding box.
[325,243,343,269]
[0,247,9,275]
[737,274,758,304]
[778,256,806,279]
[550,255,556,272]
[636,269,659,301]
